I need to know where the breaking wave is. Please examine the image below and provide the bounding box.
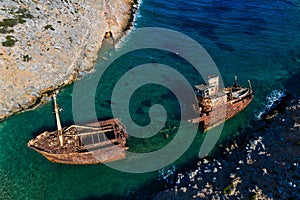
[255,90,286,120]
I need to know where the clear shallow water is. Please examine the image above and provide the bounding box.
[1,0,300,199]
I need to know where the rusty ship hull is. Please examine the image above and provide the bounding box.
[188,91,253,130]
[30,142,126,165]
[28,92,129,165]
[28,119,129,164]
[188,76,253,130]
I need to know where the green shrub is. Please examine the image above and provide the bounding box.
[0,27,6,33]
[0,27,14,34]
[44,24,55,31]
[2,35,17,47]
[23,54,31,62]
[17,16,26,24]
[0,8,34,34]
[250,194,258,200]
[15,9,34,23]
[15,8,34,19]
[223,183,234,195]
[2,18,18,27]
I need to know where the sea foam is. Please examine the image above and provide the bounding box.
[255,90,286,120]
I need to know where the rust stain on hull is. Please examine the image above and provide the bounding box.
[32,143,126,164]
[28,119,129,165]
[188,75,254,130]
[28,75,253,164]
[28,92,129,165]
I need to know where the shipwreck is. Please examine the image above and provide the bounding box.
[27,92,129,164]
[188,75,254,130]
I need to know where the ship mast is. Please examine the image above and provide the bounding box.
[53,91,64,147]
[234,75,239,87]
[248,80,253,93]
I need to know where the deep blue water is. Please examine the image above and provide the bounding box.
[1,0,300,199]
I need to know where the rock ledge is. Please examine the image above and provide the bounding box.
[0,0,138,120]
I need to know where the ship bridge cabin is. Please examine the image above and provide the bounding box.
[194,75,227,113]
[195,75,219,98]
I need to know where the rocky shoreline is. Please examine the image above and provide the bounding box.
[0,0,138,120]
[153,95,300,199]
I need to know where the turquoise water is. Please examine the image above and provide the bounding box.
[1,0,300,199]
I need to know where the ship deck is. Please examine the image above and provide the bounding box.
[28,119,128,155]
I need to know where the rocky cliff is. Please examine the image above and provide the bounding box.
[0,0,138,120]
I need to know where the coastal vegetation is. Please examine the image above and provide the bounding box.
[0,0,138,121]
[22,54,31,62]
[12,8,34,22]
[223,182,234,195]
[44,24,55,31]
[0,8,33,35]
[2,35,17,47]
[0,26,14,34]
[1,18,18,27]
[0,18,16,34]
[0,8,33,46]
